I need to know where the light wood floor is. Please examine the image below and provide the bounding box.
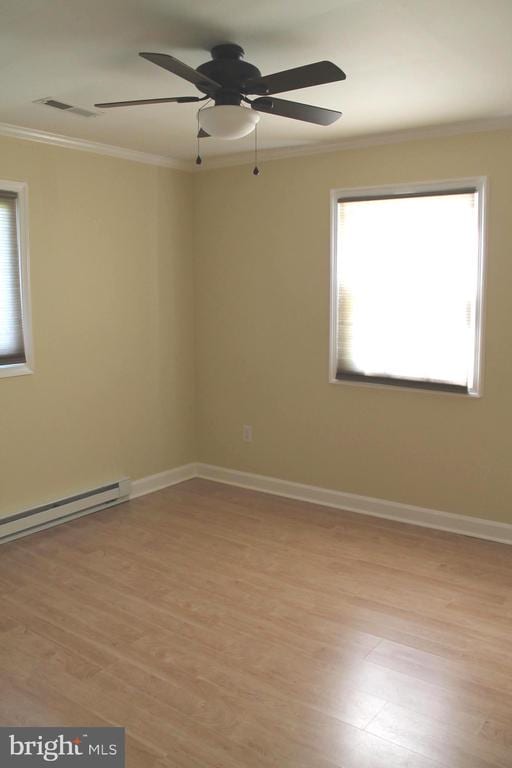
[1,479,512,767]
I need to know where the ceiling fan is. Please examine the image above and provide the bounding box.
[95,43,346,142]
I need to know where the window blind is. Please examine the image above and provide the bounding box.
[336,189,479,392]
[0,190,25,366]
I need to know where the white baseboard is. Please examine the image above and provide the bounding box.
[128,461,511,545]
[130,463,197,499]
[195,463,512,546]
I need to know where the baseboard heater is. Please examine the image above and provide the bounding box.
[0,478,131,544]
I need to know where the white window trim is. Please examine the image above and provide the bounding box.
[329,177,488,397]
[0,179,33,379]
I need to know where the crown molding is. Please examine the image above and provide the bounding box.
[2,114,512,174]
[195,114,512,171]
[0,121,190,171]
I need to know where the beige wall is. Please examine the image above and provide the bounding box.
[0,136,195,517]
[2,127,511,525]
[194,129,512,524]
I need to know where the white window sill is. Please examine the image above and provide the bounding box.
[328,376,481,398]
[0,363,33,379]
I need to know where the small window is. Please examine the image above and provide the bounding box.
[0,181,32,378]
[330,180,486,395]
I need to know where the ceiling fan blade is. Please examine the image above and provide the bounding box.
[252,96,341,125]
[139,52,220,93]
[245,61,346,96]
[95,96,202,108]
[197,128,210,138]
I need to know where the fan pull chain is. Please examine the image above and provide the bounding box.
[253,122,260,176]
[196,111,202,166]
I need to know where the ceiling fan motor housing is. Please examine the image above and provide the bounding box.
[196,44,263,104]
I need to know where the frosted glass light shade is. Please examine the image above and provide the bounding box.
[198,105,260,140]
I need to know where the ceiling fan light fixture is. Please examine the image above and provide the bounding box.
[198,104,260,140]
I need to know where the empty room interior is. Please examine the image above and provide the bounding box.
[1,1,512,766]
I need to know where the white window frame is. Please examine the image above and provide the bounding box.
[329,177,487,397]
[0,179,33,379]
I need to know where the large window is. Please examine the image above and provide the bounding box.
[330,179,486,395]
[0,181,32,378]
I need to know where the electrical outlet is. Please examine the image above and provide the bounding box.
[243,425,253,442]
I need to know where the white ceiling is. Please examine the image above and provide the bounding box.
[1,0,512,163]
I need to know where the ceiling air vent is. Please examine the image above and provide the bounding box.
[34,97,100,117]
[43,98,73,110]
